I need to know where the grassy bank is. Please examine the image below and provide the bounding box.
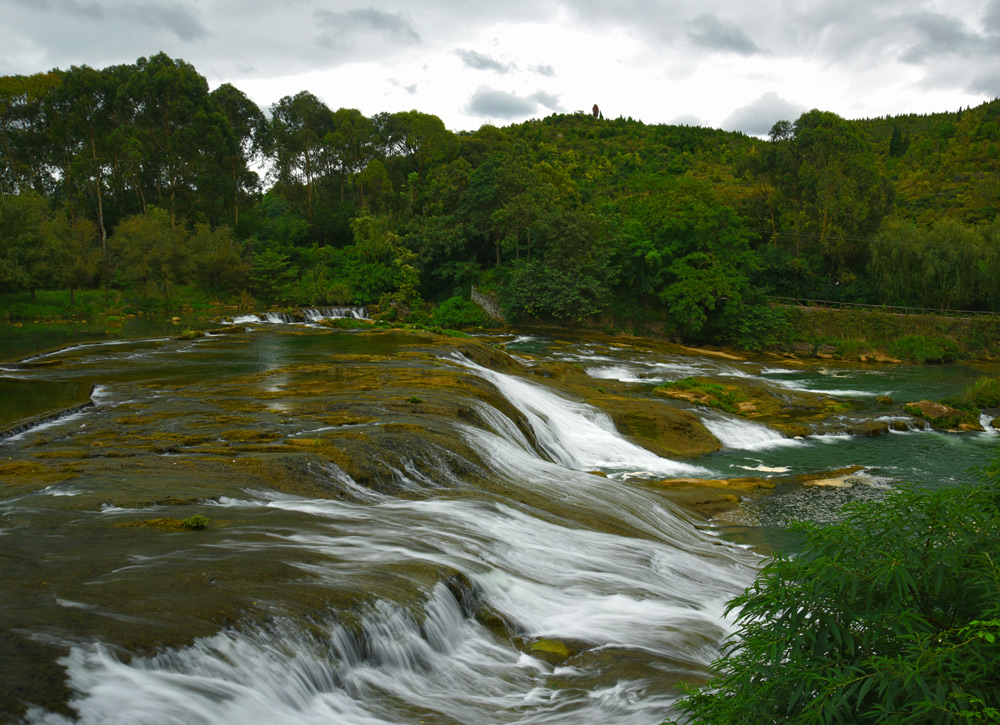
[778,306,1000,362]
[0,286,232,323]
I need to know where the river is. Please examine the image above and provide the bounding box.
[1,318,997,723]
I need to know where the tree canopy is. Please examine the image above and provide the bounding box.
[2,54,999,338]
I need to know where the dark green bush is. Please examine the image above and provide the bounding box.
[431,296,489,329]
[888,334,959,363]
[962,377,1000,409]
[669,479,1000,724]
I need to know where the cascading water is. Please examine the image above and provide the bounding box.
[229,307,369,326]
[6,330,757,725]
[5,328,997,724]
[454,355,710,478]
[303,307,368,321]
[699,411,800,451]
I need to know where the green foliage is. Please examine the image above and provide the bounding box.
[5,53,1000,348]
[948,377,1000,411]
[110,208,192,301]
[888,334,959,363]
[744,109,891,281]
[500,208,617,323]
[431,295,488,329]
[670,481,1000,724]
[180,515,209,530]
[723,303,790,352]
[656,377,747,414]
[503,258,613,322]
[249,247,296,304]
[869,216,1000,311]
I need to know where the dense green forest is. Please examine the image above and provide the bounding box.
[2,53,999,347]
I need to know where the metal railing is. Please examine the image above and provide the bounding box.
[769,296,1000,318]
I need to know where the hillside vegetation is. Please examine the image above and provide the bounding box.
[2,53,999,351]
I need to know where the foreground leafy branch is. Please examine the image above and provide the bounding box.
[669,477,1000,724]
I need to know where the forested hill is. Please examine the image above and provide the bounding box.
[854,100,1000,224]
[1,53,999,348]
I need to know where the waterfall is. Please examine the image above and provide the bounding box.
[29,485,751,725]
[0,400,95,443]
[699,411,798,451]
[980,413,998,435]
[454,356,710,478]
[230,307,368,325]
[8,333,769,725]
[303,307,368,321]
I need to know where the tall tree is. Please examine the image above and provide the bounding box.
[0,72,61,196]
[119,53,220,226]
[269,91,335,223]
[209,83,268,227]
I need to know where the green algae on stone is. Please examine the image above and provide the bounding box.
[904,399,983,431]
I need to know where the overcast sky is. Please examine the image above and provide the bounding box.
[2,0,999,136]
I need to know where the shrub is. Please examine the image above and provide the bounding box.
[669,480,1000,724]
[726,304,791,352]
[657,377,747,414]
[888,334,959,363]
[431,295,489,329]
[962,377,1000,409]
[180,515,210,530]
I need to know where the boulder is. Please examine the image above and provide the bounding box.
[904,400,983,431]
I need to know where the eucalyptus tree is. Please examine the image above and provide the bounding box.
[117,53,223,226]
[377,110,457,186]
[55,65,117,250]
[790,110,891,273]
[38,212,100,304]
[269,91,335,223]
[209,83,268,228]
[324,107,374,203]
[0,72,61,196]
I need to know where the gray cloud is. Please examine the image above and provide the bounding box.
[2,0,997,131]
[686,13,759,55]
[7,0,208,42]
[722,92,806,136]
[455,49,514,73]
[529,90,561,111]
[969,67,1000,97]
[315,8,420,46]
[466,86,539,119]
[900,12,981,63]
[126,4,208,42]
[986,0,1000,32]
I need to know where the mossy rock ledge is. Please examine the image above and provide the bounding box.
[904,399,983,431]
